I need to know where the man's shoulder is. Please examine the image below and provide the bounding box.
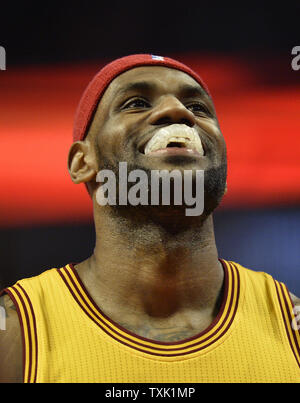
[2,265,65,292]
[0,264,68,383]
[227,260,300,306]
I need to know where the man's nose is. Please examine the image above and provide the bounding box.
[148,96,196,127]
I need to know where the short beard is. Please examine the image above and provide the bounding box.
[202,163,227,218]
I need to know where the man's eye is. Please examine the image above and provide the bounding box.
[122,98,150,110]
[186,103,210,116]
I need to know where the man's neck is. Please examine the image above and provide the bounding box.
[75,208,224,340]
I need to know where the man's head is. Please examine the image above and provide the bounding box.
[68,54,227,222]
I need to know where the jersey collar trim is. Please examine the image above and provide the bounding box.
[57,259,240,357]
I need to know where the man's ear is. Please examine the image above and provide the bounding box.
[68,141,97,184]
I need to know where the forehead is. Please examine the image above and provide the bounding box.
[102,66,207,101]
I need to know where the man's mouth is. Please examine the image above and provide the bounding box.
[141,124,205,156]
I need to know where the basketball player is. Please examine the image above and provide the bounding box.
[0,55,299,383]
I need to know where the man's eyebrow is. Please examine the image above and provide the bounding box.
[114,80,209,100]
[116,81,156,97]
[178,84,208,99]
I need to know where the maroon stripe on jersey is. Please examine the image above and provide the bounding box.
[11,285,33,383]
[279,282,300,368]
[17,284,39,383]
[274,280,300,369]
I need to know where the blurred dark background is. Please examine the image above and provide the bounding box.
[0,2,299,294]
[1,3,299,65]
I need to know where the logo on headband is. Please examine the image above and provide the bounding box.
[151,55,164,61]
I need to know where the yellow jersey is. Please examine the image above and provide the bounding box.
[1,259,300,383]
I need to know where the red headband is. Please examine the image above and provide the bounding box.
[73,54,211,142]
